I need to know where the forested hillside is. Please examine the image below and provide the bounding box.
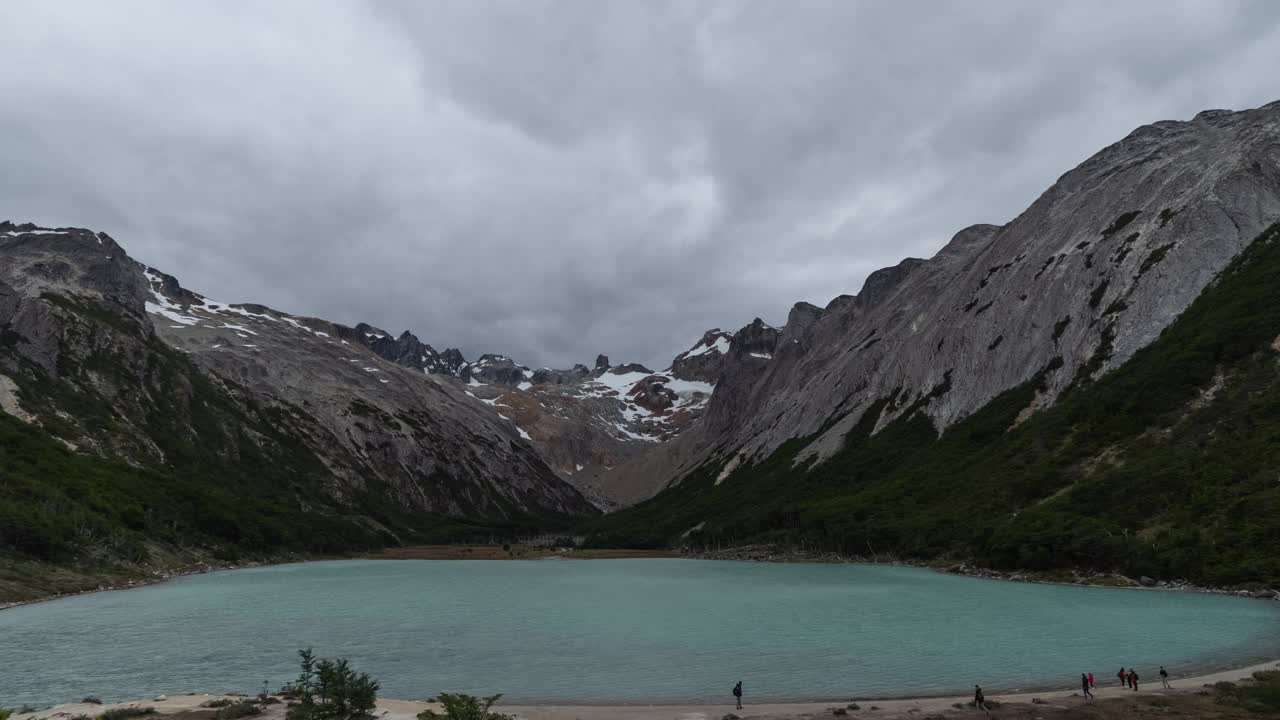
[589,224,1280,587]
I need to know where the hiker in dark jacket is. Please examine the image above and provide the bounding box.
[1081,673,1093,699]
[1160,666,1171,689]
[733,680,742,710]
[974,684,989,715]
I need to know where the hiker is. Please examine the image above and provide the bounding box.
[1081,673,1093,700]
[1128,668,1139,691]
[1159,666,1171,689]
[1088,672,1095,689]
[974,684,989,715]
[1117,667,1127,687]
[733,680,743,710]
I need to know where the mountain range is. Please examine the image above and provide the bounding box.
[3,100,1280,601]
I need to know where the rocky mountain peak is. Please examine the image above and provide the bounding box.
[731,318,781,360]
[643,99,1280,495]
[855,257,926,312]
[529,364,591,385]
[605,362,653,376]
[935,224,1000,261]
[465,354,530,386]
[670,328,734,383]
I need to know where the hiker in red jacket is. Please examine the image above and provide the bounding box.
[1128,668,1140,691]
[1117,667,1127,687]
[1088,672,1095,689]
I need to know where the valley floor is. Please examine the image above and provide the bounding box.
[12,660,1279,720]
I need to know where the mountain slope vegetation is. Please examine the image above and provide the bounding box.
[0,236,586,602]
[588,224,1280,587]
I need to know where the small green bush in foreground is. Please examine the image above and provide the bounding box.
[215,701,262,720]
[285,648,379,720]
[417,694,512,720]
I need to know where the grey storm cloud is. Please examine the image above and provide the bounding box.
[2,1,1279,368]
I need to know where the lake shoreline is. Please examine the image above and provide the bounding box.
[4,542,1278,613]
[0,551,330,613]
[687,543,1280,602]
[12,659,1279,720]
[0,546,682,612]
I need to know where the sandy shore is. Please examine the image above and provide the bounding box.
[15,659,1277,720]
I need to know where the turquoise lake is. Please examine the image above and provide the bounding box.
[3,559,1279,706]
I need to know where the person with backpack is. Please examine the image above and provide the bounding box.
[733,680,743,710]
[1128,668,1139,691]
[974,684,990,715]
[1081,673,1093,700]
[1159,666,1170,689]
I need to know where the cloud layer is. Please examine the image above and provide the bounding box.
[3,1,1279,368]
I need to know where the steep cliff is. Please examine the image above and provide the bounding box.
[639,101,1280,499]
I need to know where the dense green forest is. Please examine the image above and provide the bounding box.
[589,224,1280,588]
[0,397,547,601]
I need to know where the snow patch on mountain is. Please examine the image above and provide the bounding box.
[684,335,730,358]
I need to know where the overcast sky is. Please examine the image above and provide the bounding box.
[3,2,1279,368]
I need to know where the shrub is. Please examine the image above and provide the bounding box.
[1217,671,1280,714]
[215,702,261,720]
[200,700,235,709]
[99,707,155,720]
[0,709,12,720]
[82,698,104,705]
[417,693,512,720]
[286,648,379,720]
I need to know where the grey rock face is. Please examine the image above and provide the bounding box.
[0,224,595,521]
[641,100,1280,498]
